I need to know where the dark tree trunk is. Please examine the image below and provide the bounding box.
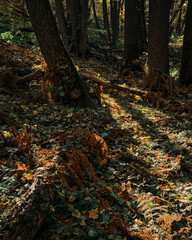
[176,7,182,35]
[148,0,172,87]
[92,0,100,29]
[55,0,71,48]
[123,0,140,68]
[102,0,111,44]
[25,0,91,106]
[139,0,147,49]
[79,0,89,58]
[180,0,192,87]
[69,0,89,58]
[69,0,79,54]
[110,0,121,47]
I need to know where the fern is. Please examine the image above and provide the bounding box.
[137,192,168,225]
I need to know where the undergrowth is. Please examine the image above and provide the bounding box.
[0,38,192,240]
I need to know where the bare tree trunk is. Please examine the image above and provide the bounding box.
[91,0,100,29]
[69,0,89,57]
[55,0,71,47]
[25,0,91,106]
[139,0,147,49]
[123,0,140,67]
[110,0,121,47]
[69,0,79,54]
[148,0,172,88]
[176,7,182,35]
[80,0,89,58]
[102,0,111,44]
[180,0,192,87]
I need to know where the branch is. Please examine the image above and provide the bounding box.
[15,69,44,86]
[80,72,145,97]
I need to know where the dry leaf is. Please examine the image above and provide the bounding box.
[88,208,98,219]
[68,195,76,203]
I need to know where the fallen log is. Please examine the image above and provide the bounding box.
[80,72,176,110]
[3,177,54,240]
[80,72,145,97]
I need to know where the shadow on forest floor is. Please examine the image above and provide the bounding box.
[0,39,191,240]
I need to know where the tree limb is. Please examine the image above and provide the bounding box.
[15,69,44,86]
[80,72,145,97]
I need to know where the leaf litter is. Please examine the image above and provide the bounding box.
[0,40,191,240]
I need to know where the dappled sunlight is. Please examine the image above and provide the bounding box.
[0,0,192,238]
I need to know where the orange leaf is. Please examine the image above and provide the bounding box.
[17,163,27,171]
[24,173,33,180]
[88,208,98,219]
[68,195,76,203]
[100,159,107,166]
[159,184,166,191]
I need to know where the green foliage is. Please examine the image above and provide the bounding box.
[170,34,183,43]
[0,29,37,48]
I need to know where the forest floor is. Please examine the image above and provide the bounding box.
[0,36,192,240]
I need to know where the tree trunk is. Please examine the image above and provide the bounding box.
[176,7,182,35]
[139,0,147,49]
[110,0,121,47]
[69,0,79,54]
[92,0,100,29]
[123,0,140,68]
[25,0,91,106]
[148,0,172,88]
[55,0,71,48]
[4,178,54,240]
[179,0,192,87]
[69,0,89,57]
[102,0,111,44]
[80,0,89,58]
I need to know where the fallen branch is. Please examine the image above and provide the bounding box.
[80,72,145,97]
[16,69,44,86]
[80,72,188,112]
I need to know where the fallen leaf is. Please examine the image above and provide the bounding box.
[88,208,98,219]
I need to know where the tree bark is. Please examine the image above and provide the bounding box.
[69,0,89,57]
[91,0,100,29]
[55,0,71,47]
[123,0,140,68]
[25,0,91,105]
[4,177,54,240]
[80,0,89,58]
[110,0,121,47]
[102,0,111,44]
[179,0,192,87]
[148,0,172,88]
[69,0,79,54]
[139,0,147,48]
